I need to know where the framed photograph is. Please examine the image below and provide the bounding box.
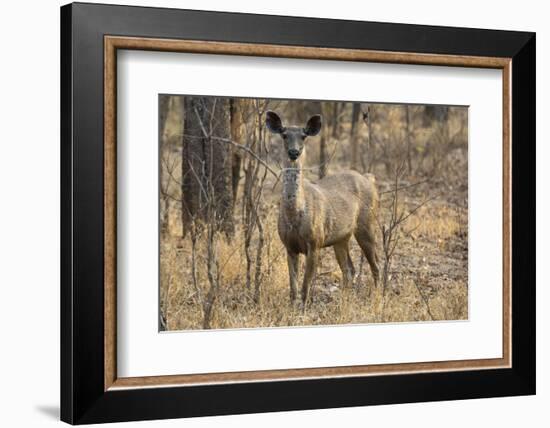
[60,2,535,424]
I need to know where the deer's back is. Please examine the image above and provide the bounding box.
[314,171,378,242]
[316,171,377,205]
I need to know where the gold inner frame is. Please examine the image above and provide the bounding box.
[104,35,512,391]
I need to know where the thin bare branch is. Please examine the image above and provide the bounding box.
[379,178,431,195]
[178,132,279,178]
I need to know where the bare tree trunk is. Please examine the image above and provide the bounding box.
[202,215,220,329]
[242,121,258,290]
[319,135,327,178]
[331,103,339,141]
[159,96,171,237]
[363,106,372,173]
[253,214,265,303]
[313,102,326,179]
[350,103,360,171]
[159,95,170,139]
[230,99,244,206]
[318,102,339,179]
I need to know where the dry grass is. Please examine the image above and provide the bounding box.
[160,188,468,330]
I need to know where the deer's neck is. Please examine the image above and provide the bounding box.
[282,164,305,220]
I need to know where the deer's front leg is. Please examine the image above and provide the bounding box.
[302,246,319,306]
[286,251,299,304]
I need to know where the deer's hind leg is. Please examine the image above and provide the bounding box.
[355,223,380,288]
[333,240,355,288]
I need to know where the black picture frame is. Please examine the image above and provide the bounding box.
[61,2,535,424]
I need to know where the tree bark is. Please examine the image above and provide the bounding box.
[181,97,234,236]
[319,102,336,179]
[230,99,247,206]
[350,103,361,171]
[159,96,171,237]
[319,132,327,179]
[159,96,170,139]
[362,106,372,173]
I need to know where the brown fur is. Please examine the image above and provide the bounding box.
[266,111,379,305]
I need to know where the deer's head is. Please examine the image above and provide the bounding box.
[265,111,322,164]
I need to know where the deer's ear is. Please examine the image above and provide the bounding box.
[304,114,322,136]
[265,111,284,134]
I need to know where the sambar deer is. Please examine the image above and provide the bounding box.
[266,111,380,305]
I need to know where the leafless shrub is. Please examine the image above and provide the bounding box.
[240,100,270,303]
[378,162,436,293]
